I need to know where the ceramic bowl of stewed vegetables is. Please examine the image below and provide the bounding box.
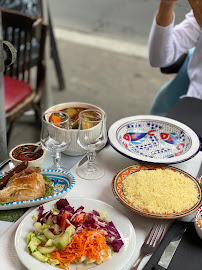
[45,102,106,156]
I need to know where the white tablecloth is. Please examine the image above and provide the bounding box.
[0,145,202,270]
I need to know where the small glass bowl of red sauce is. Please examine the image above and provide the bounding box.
[9,144,46,167]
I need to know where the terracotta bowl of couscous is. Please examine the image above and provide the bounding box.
[112,163,202,219]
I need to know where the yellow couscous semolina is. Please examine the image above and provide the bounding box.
[122,169,198,214]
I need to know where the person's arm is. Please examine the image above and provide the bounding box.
[156,1,176,26]
[148,1,199,68]
[148,1,177,67]
[188,0,202,28]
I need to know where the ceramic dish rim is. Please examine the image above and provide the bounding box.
[195,205,202,229]
[108,115,201,165]
[45,102,106,133]
[14,197,136,270]
[0,169,76,208]
[112,163,202,219]
[9,143,46,164]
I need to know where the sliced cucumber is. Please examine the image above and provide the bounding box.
[53,232,72,250]
[46,215,54,225]
[42,223,50,229]
[32,251,48,262]
[32,214,38,221]
[27,232,36,244]
[37,234,48,244]
[28,236,41,253]
[53,225,75,250]
[52,224,60,235]
[37,245,57,254]
[43,228,57,240]
[45,239,54,247]
[34,222,43,233]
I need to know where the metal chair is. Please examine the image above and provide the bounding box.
[1,8,48,142]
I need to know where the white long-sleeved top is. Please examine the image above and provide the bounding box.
[148,10,202,99]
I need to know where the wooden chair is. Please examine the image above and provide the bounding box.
[1,8,48,142]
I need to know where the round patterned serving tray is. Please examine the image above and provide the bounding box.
[0,169,76,210]
[112,163,202,219]
[108,115,200,164]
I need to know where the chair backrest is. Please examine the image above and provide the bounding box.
[150,48,195,116]
[1,8,47,93]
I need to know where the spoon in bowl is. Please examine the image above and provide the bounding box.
[23,144,42,158]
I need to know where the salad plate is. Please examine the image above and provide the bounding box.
[15,197,136,270]
[0,169,76,210]
[108,115,200,164]
[112,163,202,219]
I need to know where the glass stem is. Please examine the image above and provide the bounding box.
[86,151,96,172]
[51,151,61,169]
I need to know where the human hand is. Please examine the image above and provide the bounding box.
[188,0,202,28]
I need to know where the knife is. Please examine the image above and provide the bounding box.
[196,161,202,183]
[0,158,11,171]
[78,154,88,167]
[153,228,186,270]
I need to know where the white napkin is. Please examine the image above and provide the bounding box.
[0,208,33,270]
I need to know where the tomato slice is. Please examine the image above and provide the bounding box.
[60,211,73,230]
[74,213,86,224]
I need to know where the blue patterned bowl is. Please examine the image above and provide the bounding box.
[195,206,202,240]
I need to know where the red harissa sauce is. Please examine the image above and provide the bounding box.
[16,152,38,161]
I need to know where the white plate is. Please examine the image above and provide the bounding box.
[0,169,76,210]
[15,197,136,270]
[108,115,200,164]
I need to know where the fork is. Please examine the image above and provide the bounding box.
[130,223,166,270]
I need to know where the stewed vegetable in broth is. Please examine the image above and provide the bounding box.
[49,107,102,129]
[64,107,86,129]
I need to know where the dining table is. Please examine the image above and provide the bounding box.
[0,143,202,270]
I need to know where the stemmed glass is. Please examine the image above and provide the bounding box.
[76,109,107,180]
[41,111,71,170]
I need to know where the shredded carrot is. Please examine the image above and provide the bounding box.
[49,229,109,269]
[52,115,63,123]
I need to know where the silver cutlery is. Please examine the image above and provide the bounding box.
[0,158,11,170]
[152,228,186,270]
[77,154,88,167]
[196,160,202,182]
[130,223,166,270]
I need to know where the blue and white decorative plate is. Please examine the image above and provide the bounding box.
[0,169,76,210]
[108,115,201,164]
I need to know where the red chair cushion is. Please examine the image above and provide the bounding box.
[4,75,33,112]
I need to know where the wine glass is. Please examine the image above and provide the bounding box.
[41,111,71,170]
[76,109,107,180]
